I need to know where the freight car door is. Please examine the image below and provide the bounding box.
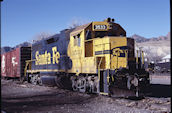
[1,53,7,77]
[11,48,20,77]
[6,51,12,77]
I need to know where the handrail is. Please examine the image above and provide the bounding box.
[24,60,32,77]
[98,57,103,80]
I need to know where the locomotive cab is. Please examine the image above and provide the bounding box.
[68,18,128,73]
[68,18,135,74]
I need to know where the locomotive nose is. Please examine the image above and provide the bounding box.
[109,37,128,69]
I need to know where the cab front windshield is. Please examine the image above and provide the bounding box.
[85,30,109,40]
[95,31,107,38]
[95,30,125,38]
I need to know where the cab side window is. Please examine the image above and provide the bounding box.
[86,30,92,40]
[74,34,81,47]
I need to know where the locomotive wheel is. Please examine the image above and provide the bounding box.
[87,76,99,93]
[71,75,99,93]
[127,74,132,90]
[27,73,31,83]
[93,76,99,93]
[37,75,42,86]
[133,73,139,97]
[71,77,78,91]
[71,76,86,92]
[77,77,86,93]
[30,74,38,85]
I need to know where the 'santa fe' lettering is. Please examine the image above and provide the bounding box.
[35,46,60,65]
[52,46,60,64]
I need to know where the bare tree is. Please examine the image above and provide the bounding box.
[67,17,89,29]
[32,32,54,43]
[135,42,163,63]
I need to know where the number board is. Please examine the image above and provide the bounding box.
[93,25,107,31]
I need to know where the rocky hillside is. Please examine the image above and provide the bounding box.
[132,32,170,42]
[131,32,170,62]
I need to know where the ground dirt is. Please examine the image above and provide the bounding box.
[1,79,171,113]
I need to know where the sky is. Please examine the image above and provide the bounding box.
[1,0,170,47]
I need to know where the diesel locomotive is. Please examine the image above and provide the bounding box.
[2,18,150,97]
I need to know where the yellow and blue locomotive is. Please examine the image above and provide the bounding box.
[25,18,150,97]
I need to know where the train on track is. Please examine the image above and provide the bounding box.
[1,18,150,97]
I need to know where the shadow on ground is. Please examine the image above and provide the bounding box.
[148,84,171,98]
[2,92,97,113]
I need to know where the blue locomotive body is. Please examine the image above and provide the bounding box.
[31,29,72,73]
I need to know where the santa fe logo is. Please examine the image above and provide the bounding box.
[12,57,18,66]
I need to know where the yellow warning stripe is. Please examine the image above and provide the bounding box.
[27,69,65,73]
[100,92,109,95]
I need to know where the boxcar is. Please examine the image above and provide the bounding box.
[1,47,31,79]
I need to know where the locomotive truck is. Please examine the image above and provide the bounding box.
[2,18,150,97]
